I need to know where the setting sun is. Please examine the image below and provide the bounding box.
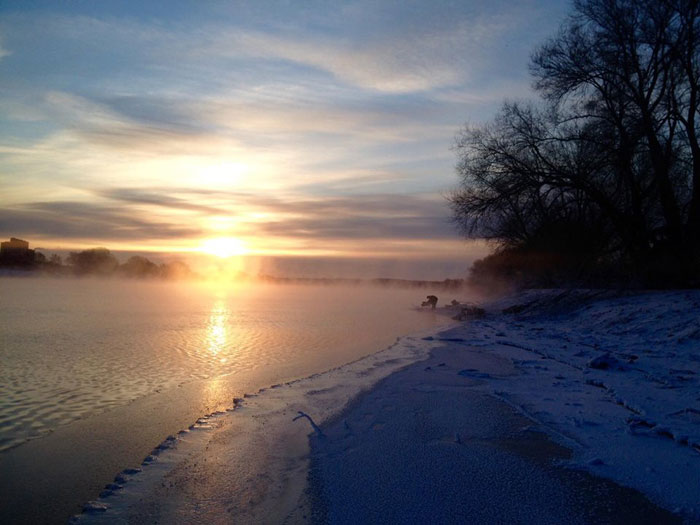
[200,237,248,258]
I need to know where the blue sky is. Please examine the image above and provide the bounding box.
[0,0,570,278]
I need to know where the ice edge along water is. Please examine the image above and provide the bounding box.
[72,290,700,523]
[69,324,450,524]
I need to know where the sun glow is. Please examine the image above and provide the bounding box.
[198,161,249,186]
[200,237,249,258]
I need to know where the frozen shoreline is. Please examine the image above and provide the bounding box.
[308,336,679,524]
[73,289,700,523]
[1,281,445,524]
[71,323,453,523]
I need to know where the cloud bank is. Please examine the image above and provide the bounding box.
[0,0,569,277]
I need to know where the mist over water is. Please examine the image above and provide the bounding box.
[0,277,452,452]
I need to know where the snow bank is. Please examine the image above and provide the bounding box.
[310,334,680,524]
[436,289,700,520]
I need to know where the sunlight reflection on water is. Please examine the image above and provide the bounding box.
[206,299,229,363]
[0,278,450,452]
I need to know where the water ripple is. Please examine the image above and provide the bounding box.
[0,280,444,452]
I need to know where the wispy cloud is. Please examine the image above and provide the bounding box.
[0,0,569,272]
[198,5,523,95]
[42,91,220,154]
[2,188,457,250]
[94,188,233,215]
[0,201,203,242]
[213,29,466,93]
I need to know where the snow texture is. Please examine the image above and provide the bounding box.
[436,289,700,521]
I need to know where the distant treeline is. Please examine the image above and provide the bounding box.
[0,247,197,280]
[0,243,467,288]
[257,274,467,290]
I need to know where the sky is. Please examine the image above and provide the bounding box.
[0,0,570,279]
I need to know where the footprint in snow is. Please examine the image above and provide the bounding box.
[458,369,492,379]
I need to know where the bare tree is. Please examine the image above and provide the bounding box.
[532,0,700,253]
[67,248,119,276]
[452,0,700,285]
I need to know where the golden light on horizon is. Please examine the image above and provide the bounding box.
[200,237,249,258]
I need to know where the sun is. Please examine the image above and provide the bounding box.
[200,237,248,258]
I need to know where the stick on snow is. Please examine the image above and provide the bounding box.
[293,411,325,438]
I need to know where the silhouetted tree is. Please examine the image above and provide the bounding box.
[67,248,119,276]
[452,0,700,286]
[159,260,195,280]
[119,256,159,278]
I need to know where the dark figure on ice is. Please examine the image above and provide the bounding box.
[422,295,438,309]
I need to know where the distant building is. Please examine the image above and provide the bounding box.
[1,237,29,251]
[0,237,36,267]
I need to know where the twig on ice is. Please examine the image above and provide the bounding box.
[293,411,325,438]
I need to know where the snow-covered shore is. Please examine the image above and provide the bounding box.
[450,289,700,520]
[72,290,700,523]
[310,289,700,523]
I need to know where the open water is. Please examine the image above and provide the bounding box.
[0,278,446,453]
[0,277,453,523]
